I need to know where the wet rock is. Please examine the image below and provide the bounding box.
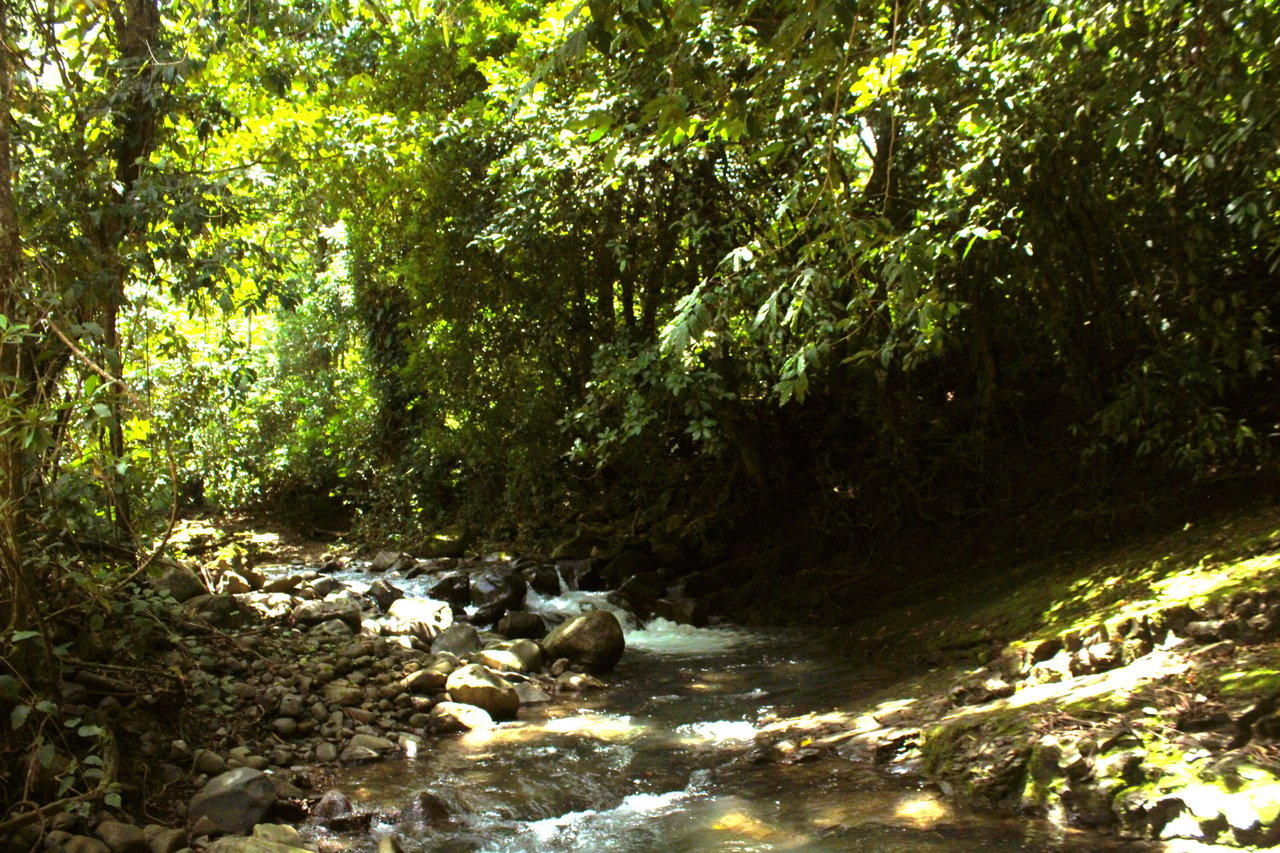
[431,624,481,656]
[348,733,396,753]
[400,791,451,827]
[431,701,494,732]
[1030,637,1063,665]
[445,664,520,720]
[378,837,404,853]
[94,821,148,853]
[600,549,653,587]
[313,789,354,822]
[470,571,528,626]
[187,767,276,835]
[315,742,338,762]
[541,610,625,673]
[522,565,562,597]
[608,574,665,620]
[385,597,454,642]
[496,611,545,639]
[425,573,472,609]
[652,597,707,627]
[367,580,405,611]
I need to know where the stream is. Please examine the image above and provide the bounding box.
[298,572,1150,852]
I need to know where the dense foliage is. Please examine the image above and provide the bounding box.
[2,0,1278,661]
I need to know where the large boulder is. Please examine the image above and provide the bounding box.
[151,562,207,602]
[541,610,625,673]
[600,549,653,587]
[608,573,667,620]
[366,579,404,611]
[426,572,472,610]
[187,767,276,835]
[445,664,520,720]
[522,565,563,597]
[470,571,527,627]
[385,598,453,642]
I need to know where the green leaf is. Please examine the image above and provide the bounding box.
[11,630,40,643]
[10,704,30,730]
[38,742,55,767]
[104,791,122,809]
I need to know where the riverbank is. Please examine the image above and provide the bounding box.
[11,494,1280,852]
[751,499,1280,849]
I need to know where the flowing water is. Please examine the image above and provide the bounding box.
[302,573,1152,852]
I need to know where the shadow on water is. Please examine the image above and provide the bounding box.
[302,577,1156,852]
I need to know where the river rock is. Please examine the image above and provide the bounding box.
[474,648,528,673]
[431,624,481,656]
[470,571,528,626]
[515,683,552,704]
[399,790,451,827]
[185,594,254,629]
[293,599,362,630]
[426,573,472,609]
[385,597,453,641]
[187,767,276,835]
[497,611,545,639]
[600,549,653,586]
[152,563,207,602]
[252,825,305,847]
[431,701,494,732]
[313,789,353,821]
[62,838,110,853]
[522,565,562,597]
[94,821,148,853]
[445,664,520,719]
[402,668,448,693]
[262,575,301,594]
[206,839,313,853]
[146,826,189,853]
[369,551,415,573]
[367,579,405,611]
[492,639,543,671]
[541,610,625,673]
[653,596,706,627]
[609,573,666,620]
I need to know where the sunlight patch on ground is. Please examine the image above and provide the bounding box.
[948,648,1190,721]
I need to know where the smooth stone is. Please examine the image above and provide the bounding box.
[187,767,276,835]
